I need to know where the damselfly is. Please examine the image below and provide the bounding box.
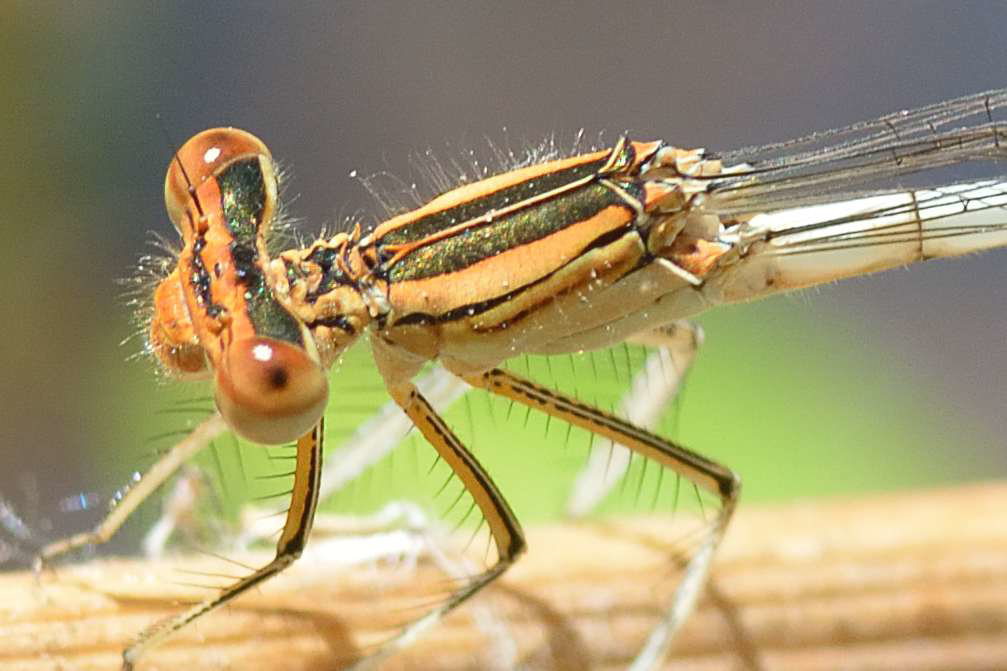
[39,89,1007,670]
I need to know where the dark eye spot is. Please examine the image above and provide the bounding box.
[267,366,289,389]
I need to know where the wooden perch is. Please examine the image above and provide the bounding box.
[3,482,1007,670]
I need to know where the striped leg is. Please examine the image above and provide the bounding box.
[354,380,526,669]
[464,367,739,670]
[121,420,324,670]
[566,321,703,517]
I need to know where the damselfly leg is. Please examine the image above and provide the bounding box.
[123,422,323,669]
[465,367,739,669]
[36,414,228,567]
[567,321,704,518]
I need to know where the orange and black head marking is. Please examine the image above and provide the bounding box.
[153,128,328,444]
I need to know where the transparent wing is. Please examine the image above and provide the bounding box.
[707,88,1007,215]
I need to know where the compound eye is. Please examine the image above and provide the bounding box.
[214,337,328,445]
[164,127,272,233]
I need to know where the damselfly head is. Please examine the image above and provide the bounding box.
[214,336,328,444]
[156,127,328,444]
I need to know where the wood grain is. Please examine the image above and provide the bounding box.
[4,482,1006,671]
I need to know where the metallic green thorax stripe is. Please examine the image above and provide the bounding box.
[377,153,615,246]
[379,179,644,283]
[390,223,641,327]
[217,159,304,346]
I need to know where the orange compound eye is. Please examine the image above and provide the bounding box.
[214,337,328,445]
[164,127,273,233]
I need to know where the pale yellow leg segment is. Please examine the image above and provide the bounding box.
[37,413,229,567]
[464,367,739,671]
[353,381,526,669]
[121,420,324,671]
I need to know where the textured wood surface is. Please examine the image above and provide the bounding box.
[4,482,1006,671]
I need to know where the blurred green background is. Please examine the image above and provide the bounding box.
[3,3,1006,555]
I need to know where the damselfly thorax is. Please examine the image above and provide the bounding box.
[41,88,1007,670]
[264,136,728,380]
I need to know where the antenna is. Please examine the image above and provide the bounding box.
[156,113,204,218]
